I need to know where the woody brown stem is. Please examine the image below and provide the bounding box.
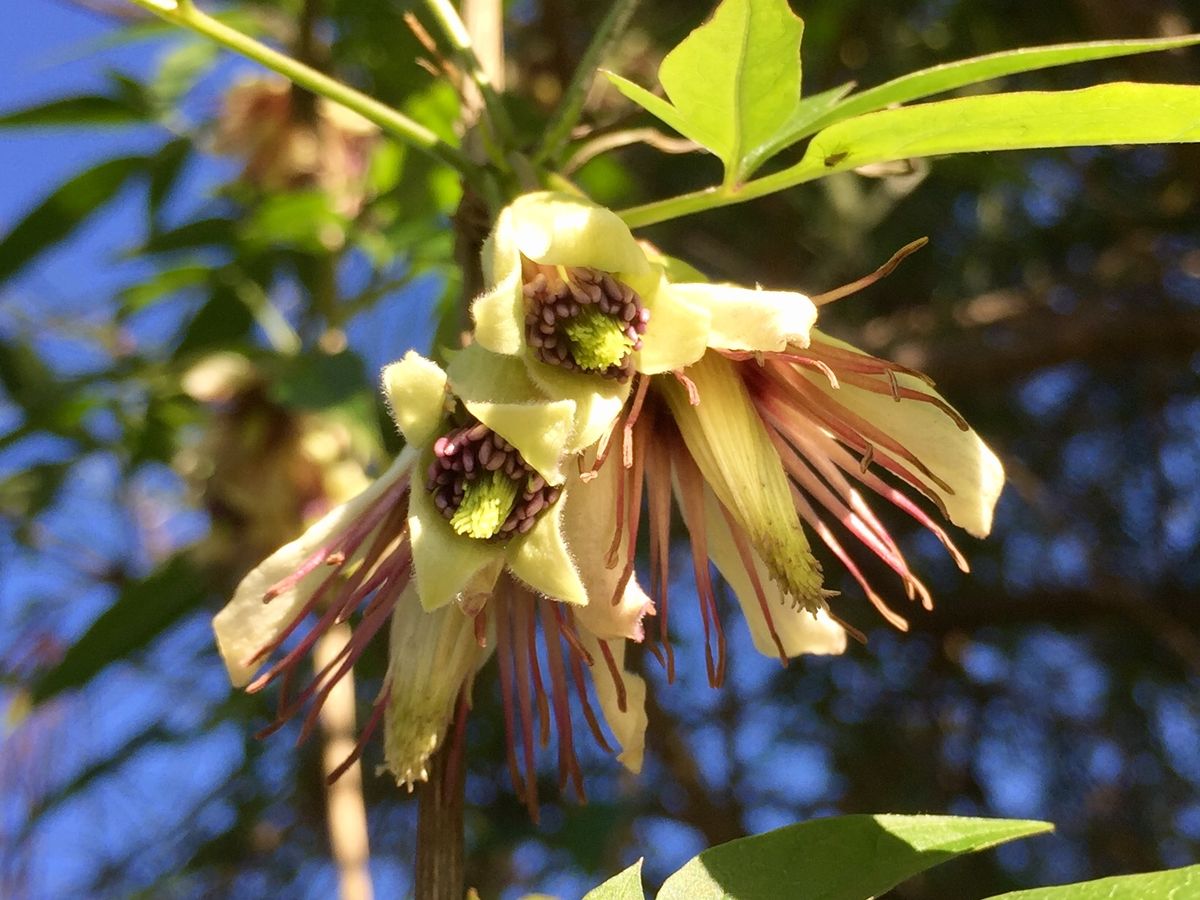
[415,739,467,900]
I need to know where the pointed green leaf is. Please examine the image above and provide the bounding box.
[658,814,1052,900]
[148,138,192,220]
[811,33,1200,134]
[32,556,207,702]
[985,864,1200,899]
[792,83,1200,180]
[582,859,645,900]
[747,81,854,173]
[174,285,256,357]
[0,94,147,128]
[0,155,145,283]
[607,0,805,182]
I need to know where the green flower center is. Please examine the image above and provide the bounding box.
[449,468,520,539]
[562,305,635,373]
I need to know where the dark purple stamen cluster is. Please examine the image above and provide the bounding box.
[426,418,561,538]
[522,266,651,380]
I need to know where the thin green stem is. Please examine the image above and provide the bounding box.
[423,0,516,145]
[617,157,826,228]
[534,0,642,165]
[125,0,482,183]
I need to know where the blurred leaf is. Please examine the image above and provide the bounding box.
[813,33,1200,133]
[0,155,146,283]
[151,40,219,108]
[0,94,147,128]
[148,138,193,220]
[119,263,211,316]
[779,83,1200,187]
[581,859,644,900]
[32,556,207,702]
[142,217,236,254]
[269,350,368,411]
[174,284,255,357]
[240,190,345,252]
[0,461,71,522]
[985,864,1200,899]
[657,815,1053,900]
[0,338,57,408]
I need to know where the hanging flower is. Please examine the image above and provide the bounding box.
[211,348,648,796]
[471,191,1004,683]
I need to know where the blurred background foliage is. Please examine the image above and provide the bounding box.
[2,0,1199,897]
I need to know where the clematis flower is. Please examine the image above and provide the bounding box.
[212,348,648,798]
[472,191,1004,683]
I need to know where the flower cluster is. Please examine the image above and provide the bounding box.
[213,191,1004,815]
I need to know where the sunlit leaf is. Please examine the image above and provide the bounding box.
[31,556,208,703]
[657,815,1052,900]
[119,263,211,316]
[984,864,1200,899]
[811,33,1200,134]
[0,155,146,283]
[607,0,805,182]
[792,83,1200,180]
[581,859,644,900]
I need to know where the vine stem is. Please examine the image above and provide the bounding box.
[124,0,485,185]
[535,0,643,165]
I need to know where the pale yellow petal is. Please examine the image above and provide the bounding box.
[446,342,543,404]
[462,397,577,486]
[660,352,825,611]
[506,492,588,605]
[525,360,630,453]
[564,458,653,641]
[634,277,711,375]
[805,331,1005,537]
[508,191,649,276]
[408,480,504,610]
[214,450,415,687]
[695,487,845,658]
[671,282,816,352]
[381,351,449,447]
[576,629,647,773]
[474,206,527,356]
[383,583,493,788]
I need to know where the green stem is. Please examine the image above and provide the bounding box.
[534,0,642,165]
[617,157,826,228]
[423,0,517,146]
[125,0,482,183]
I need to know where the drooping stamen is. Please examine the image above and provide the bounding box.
[644,424,676,682]
[522,264,649,380]
[675,449,727,688]
[810,237,929,307]
[427,417,560,540]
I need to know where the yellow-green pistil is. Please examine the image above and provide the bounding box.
[427,417,561,541]
[450,468,519,539]
[563,305,635,372]
[522,265,649,381]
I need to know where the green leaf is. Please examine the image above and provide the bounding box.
[657,814,1052,900]
[791,83,1200,180]
[608,0,806,182]
[32,556,207,702]
[582,859,644,900]
[0,94,146,128]
[269,350,368,411]
[141,217,235,254]
[812,33,1200,134]
[239,190,346,253]
[150,39,219,108]
[148,138,192,220]
[174,285,255,357]
[985,864,1200,899]
[119,263,211,316]
[0,156,145,283]
[747,81,854,173]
